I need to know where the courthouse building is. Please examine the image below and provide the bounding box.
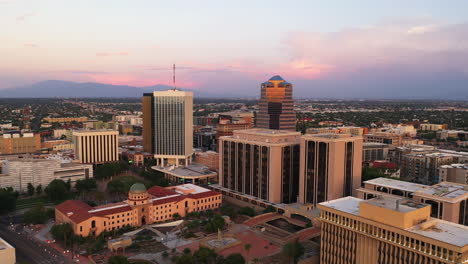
[56,183,221,236]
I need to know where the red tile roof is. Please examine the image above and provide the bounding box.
[147,186,177,197]
[55,200,93,224]
[187,190,221,199]
[152,195,184,205]
[91,205,133,217]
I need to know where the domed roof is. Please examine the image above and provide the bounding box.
[129,183,147,193]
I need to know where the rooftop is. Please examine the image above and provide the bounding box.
[319,197,468,247]
[234,128,300,136]
[269,75,285,81]
[152,163,217,179]
[0,237,14,250]
[364,177,427,193]
[414,182,468,202]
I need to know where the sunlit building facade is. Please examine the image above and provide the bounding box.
[257,75,295,131]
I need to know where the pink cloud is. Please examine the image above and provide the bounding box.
[96,51,129,57]
[24,43,38,48]
[282,20,468,79]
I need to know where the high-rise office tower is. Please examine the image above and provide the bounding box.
[299,134,363,206]
[318,196,468,264]
[72,130,119,164]
[257,75,295,130]
[217,129,301,204]
[142,90,193,167]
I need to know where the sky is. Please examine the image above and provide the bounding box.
[1,0,468,98]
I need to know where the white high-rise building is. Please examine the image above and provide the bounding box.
[143,90,193,167]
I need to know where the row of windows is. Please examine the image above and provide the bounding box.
[321,211,461,262]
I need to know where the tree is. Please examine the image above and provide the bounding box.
[0,188,17,213]
[244,243,252,255]
[238,206,255,217]
[224,253,245,264]
[66,179,72,191]
[281,240,305,264]
[183,248,191,255]
[45,179,68,202]
[205,214,225,233]
[36,184,42,196]
[50,223,74,243]
[107,180,126,196]
[27,183,35,196]
[193,246,218,264]
[23,203,49,224]
[263,205,276,213]
[107,255,130,264]
[220,205,237,218]
[75,178,97,193]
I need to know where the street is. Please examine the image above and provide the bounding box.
[0,217,72,264]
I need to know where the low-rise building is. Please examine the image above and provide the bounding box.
[0,237,15,264]
[43,117,88,123]
[0,133,41,154]
[318,196,468,264]
[0,158,93,192]
[55,183,221,236]
[194,151,219,171]
[307,126,365,136]
[437,130,468,141]
[73,130,119,164]
[420,123,448,131]
[152,163,217,185]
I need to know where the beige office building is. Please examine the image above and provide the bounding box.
[0,237,15,264]
[318,196,468,264]
[420,123,448,131]
[217,129,301,204]
[299,134,363,206]
[43,117,88,123]
[0,133,41,154]
[143,90,193,167]
[0,158,92,192]
[73,130,119,164]
[357,178,468,226]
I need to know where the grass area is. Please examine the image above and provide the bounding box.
[16,196,49,210]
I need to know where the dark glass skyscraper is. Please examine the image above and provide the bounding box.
[257,75,295,130]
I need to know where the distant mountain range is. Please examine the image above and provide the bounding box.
[0,80,224,98]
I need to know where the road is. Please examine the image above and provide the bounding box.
[0,217,71,264]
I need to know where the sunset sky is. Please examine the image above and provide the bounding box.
[1,0,468,98]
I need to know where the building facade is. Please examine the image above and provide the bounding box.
[363,142,390,161]
[420,123,448,131]
[0,237,15,264]
[72,130,119,164]
[0,158,92,192]
[55,183,221,236]
[257,75,295,131]
[299,134,363,207]
[43,117,88,123]
[438,164,468,184]
[142,90,193,167]
[0,133,41,154]
[318,196,468,264]
[218,129,301,204]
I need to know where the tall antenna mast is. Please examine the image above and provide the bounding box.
[173,63,176,90]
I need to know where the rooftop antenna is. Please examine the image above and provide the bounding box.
[173,63,176,91]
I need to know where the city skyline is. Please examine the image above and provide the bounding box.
[2,0,468,99]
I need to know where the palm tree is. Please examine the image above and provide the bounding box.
[244,243,252,256]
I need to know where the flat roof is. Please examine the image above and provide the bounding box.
[415,182,468,202]
[319,197,468,247]
[364,177,427,193]
[0,236,14,250]
[152,163,217,179]
[234,128,300,136]
[173,184,210,195]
